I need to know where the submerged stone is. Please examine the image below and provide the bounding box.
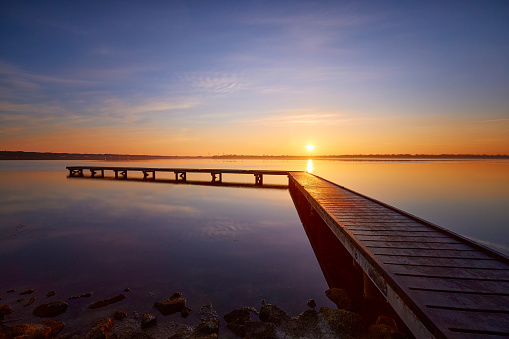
[84,318,114,338]
[317,307,366,336]
[23,296,36,307]
[19,289,35,295]
[154,297,186,316]
[69,292,93,299]
[114,310,128,320]
[368,323,407,339]
[325,288,353,310]
[88,294,126,309]
[11,320,65,338]
[259,304,291,325]
[141,313,157,329]
[307,299,317,308]
[0,305,13,319]
[45,290,56,299]
[191,303,219,337]
[33,301,68,318]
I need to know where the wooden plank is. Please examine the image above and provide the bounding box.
[425,309,509,337]
[377,256,507,269]
[365,242,470,250]
[410,290,509,311]
[356,235,458,242]
[371,248,493,259]
[349,229,445,236]
[397,275,509,294]
[388,264,509,280]
[344,224,429,231]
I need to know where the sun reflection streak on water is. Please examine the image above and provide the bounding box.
[307,159,313,173]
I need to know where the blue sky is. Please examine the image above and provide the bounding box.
[1,1,508,155]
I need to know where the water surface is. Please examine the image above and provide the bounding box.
[1,158,508,335]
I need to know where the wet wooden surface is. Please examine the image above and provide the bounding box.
[289,172,509,339]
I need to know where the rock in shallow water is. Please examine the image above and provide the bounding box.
[19,289,35,295]
[0,305,13,319]
[23,296,36,307]
[114,310,128,320]
[11,320,65,338]
[84,318,114,339]
[154,296,186,316]
[325,287,353,310]
[141,313,157,329]
[69,292,93,300]
[45,290,56,299]
[88,294,126,309]
[192,303,219,337]
[259,304,291,325]
[33,301,68,318]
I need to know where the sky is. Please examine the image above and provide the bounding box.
[1,1,508,156]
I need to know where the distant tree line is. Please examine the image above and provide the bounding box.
[1,151,508,160]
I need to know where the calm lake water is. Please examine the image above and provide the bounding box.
[1,159,508,335]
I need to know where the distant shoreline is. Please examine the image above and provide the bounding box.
[1,151,508,161]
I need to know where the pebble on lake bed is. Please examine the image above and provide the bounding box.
[45,290,56,298]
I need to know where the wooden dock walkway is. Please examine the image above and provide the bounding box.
[289,172,509,338]
[66,166,289,186]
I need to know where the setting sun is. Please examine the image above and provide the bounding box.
[306,145,315,151]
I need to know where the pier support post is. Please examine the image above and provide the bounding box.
[175,172,186,182]
[211,172,222,183]
[143,171,155,180]
[254,174,263,186]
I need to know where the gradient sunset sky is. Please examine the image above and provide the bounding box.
[1,1,508,155]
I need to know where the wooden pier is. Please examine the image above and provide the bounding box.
[66,166,289,186]
[66,166,509,338]
[289,172,509,338]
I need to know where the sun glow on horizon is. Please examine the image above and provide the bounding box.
[306,145,315,151]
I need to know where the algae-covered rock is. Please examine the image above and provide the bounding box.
[259,304,291,325]
[11,320,65,338]
[318,307,365,337]
[325,288,353,310]
[84,318,114,338]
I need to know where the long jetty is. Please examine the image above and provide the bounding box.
[67,166,509,338]
[67,166,289,185]
[289,172,509,338]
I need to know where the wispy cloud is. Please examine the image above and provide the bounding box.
[180,72,248,94]
[0,61,99,87]
[467,118,509,124]
[237,110,366,126]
